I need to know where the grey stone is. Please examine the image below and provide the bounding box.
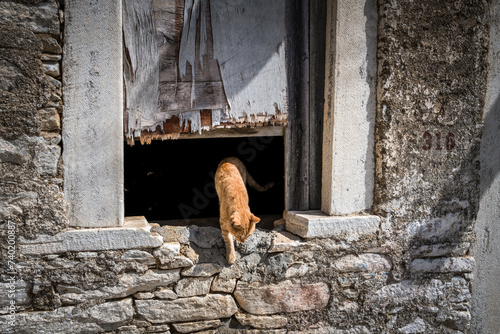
[235,313,288,329]
[285,262,316,278]
[153,242,181,258]
[117,325,141,334]
[285,211,380,240]
[38,108,61,132]
[154,288,177,300]
[171,320,220,333]
[410,257,475,273]
[175,277,213,297]
[368,277,470,308]
[134,292,155,299]
[156,225,190,244]
[399,318,427,334]
[181,263,222,277]
[58,269,180,304]
[268,230,319,253]
[0,2,59,35]
[0,192,37,221]
[234,280,330,315]
[75,252,98,259]
[331,253,391,273]
[19,217,164,255]
[135,294,238,323]
[0,137,31,166]
[0,298,134,333]
[211,276,237,293]
[146,324,171,333]
[289,324,370,334]
[158,255,194,269]
[189,225,224,249]
[122,250,156,265]
[0,280,31,310]
[39,36,62,54]
[42,62,60,77]
[235,228,272,255]
[411,243,470,258]
[35,143,60,176]
[407,214,463,241]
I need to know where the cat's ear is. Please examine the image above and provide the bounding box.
[250,214,261,224]
[231,214,242,229]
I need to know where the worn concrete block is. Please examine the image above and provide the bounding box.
[234,280,330,315]
[285,211,380,240]
[63,0,124,227]
[135,295,238,323]
[19,217,163,255]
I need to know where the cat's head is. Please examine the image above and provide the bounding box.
[230,212,260,243]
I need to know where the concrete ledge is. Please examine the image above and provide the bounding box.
[19,217,163,255]
[285,210,380,240]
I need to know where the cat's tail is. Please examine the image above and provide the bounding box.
[246,172,275,192]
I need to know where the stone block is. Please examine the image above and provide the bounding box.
[0,280,31,311]
[171,320,220,333]
[189,225,224,249]
[154,288,178,300]
[19,217,163,255]
[235,313,288,329]
[410,257,475,273]
[133,292,154,300]
[42,62,60,77]
[39,36,62,54]
[174,277,213,297]
[0,1,59,35]
[398,318,427,334]
[181,263,222,277]
[38,108,61,132]
[135,294,238,323]
[0,298,134,333]
[285,211,380,240]
[211,276,237,293]
[331,253,391,273]
[158,256,194,269]
[58,269,180,304]
[35,143,60,176]
[234,280,330,315]
[121,250,156,265]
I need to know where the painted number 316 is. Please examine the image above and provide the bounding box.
[423,131,455,151]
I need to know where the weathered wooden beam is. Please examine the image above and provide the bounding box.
[308,0,327,210]
[123,0,160,138]
[285,0,310,211]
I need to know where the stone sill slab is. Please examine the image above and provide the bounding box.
[19,216,163,255]
[285,210,380,240]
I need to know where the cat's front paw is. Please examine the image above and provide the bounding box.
[227,252,236,264]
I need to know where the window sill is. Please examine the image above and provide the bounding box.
[284,210,380,241]
[19,216,163,255]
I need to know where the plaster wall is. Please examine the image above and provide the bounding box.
[471,1,500,332]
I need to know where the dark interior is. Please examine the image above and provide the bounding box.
[124,136,284,228]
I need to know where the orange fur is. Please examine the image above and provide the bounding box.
[215,157,271,264]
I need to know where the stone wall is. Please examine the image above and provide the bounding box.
[0,0,66,240]
[0,0,494,333]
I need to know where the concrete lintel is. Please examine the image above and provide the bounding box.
[285,210,380,240]
[19,217,163,255]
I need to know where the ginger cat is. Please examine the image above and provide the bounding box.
[215,157,274,264]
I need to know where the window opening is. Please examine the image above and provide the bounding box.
[124,136,284,230]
